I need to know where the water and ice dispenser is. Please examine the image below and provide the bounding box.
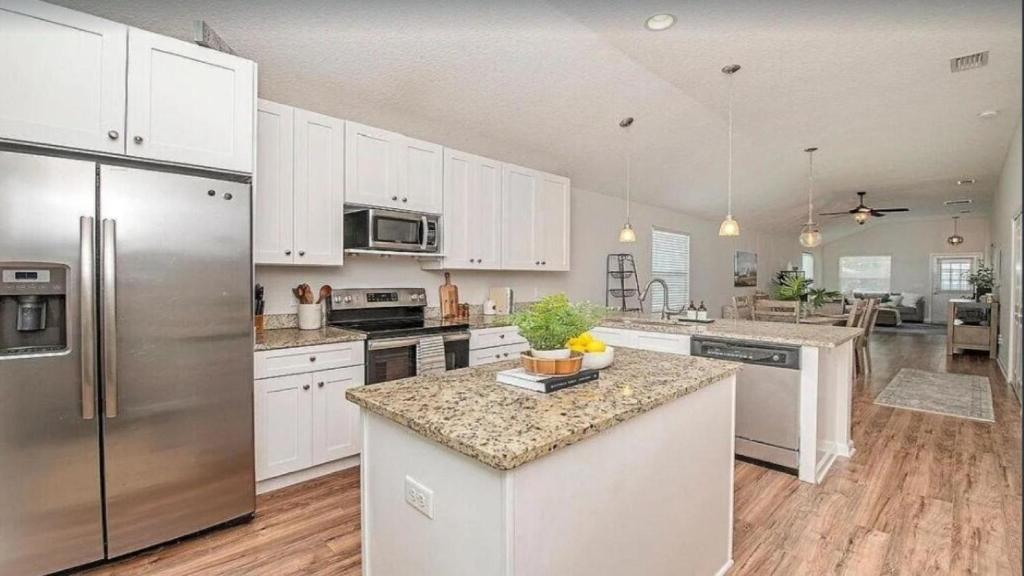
[0,264,68,355]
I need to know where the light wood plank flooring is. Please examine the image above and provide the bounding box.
[78,330,1021,576]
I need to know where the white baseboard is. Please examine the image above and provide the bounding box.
[714,559,735,576]
[997,356,1009,381]
[256,455,361,495]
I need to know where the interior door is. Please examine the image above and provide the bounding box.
[126,27,254,172]
[0,151,105,575]
[501,164,538,269]
[100,166,254,558]
[255,373,313,480]
[293,108,343,265]
[1012,213,1022,400]
[0,0,126,154]
[255,100,295,264]
[929,254,979,324]
[312,366,363,464]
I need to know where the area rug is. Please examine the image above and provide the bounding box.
[874,368,994,422]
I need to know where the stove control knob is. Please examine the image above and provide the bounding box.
[343,296,353,303]
[771,354,781,362]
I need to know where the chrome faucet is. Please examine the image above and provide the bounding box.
[639,278,684,320]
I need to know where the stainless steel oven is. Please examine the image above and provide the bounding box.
[344,208,440,253]
[366,333,469,385]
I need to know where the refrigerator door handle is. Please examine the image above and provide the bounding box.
[80,216,96,420]
[102,218,118,418]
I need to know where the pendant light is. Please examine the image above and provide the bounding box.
[799,147,823,248]
[947,216,965,246]
[618,117,637,242]
[718,64,741,237]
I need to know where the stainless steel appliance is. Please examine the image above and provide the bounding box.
[0,150,254,576]
[690,337,801,472]
[327,288,469,384]
[343,208,440,253]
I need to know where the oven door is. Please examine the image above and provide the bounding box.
[369,209,438,253]
[443,333,470,370]
[366,338,418,384]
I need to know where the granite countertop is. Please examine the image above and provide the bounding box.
[255,326,366,351]
[463,315,514,329]
[346,348,741,471]
[600,313,862,348]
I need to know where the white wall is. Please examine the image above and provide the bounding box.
[256,187,800,317]
[990,118,1022,379]
[820,216,992,317]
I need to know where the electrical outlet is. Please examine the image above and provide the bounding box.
[404,475,434,519]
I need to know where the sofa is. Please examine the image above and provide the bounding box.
[849,292,926,325]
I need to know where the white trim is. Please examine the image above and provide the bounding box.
[798,346,819,484]
[714,559,735,576]
[1008,211,1022,399]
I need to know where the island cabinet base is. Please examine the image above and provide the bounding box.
[359,375,736,576]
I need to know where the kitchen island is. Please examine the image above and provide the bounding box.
[347,348,742,576]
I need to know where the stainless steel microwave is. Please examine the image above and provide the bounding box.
[344,208,440,253]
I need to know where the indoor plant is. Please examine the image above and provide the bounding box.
[807,287,842,311]
[511,294,605,359]
[966,265,995,300]
[773,274,812,302]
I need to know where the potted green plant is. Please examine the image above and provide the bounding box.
[807,287,842,310]
[966,266,995,301]
[773,274,812,302]
[511,294,605,359]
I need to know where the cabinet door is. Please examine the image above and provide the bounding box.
[255,374,313,481]
[293,109,344,265]
[126,28,254,172]
[312,366,364,464]
[536,172,571,271]
[0,0,126,153]
[345,121,400,208]
[400,136,443,214]
[443,149,501,269]
[501,163,539,269]
[255,100,295,264]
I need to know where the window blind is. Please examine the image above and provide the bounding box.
[651,229,690,311]
[838,255,892,293]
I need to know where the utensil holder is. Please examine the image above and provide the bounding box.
[254,314,265,335]
[297,304,321,330]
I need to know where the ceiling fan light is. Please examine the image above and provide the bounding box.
[719,215,740,237]
[853,212,870,225]
[618,222,637,243]
[799,222,822,248]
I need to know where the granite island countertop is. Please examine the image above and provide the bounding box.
[600,313,862,348]
[346,347,741,470]
[255,326,366,351]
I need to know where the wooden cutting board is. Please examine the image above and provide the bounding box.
[439,272,459,319]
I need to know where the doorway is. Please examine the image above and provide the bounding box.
[1011,212,1022,402]
[928,252,982,324]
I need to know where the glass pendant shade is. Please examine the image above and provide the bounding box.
[854,212,870,225]
[799,222,822,248]
[719,215,740,237]
[619,222,637,243]
[946,217,964,245]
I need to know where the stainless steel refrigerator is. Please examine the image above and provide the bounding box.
[0,149,255,575]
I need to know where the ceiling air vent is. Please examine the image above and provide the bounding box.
[944,199,973,207]
[950,51,989,73]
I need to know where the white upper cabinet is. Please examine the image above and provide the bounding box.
[0,0,126,154]
[536,172,571,271]
[126,28,254,172]
[254,100,344,267]
[293,109,344,265]
[440,148,502,269]
[501,164,539,269]
[255,100,294,264]
[344,121,443,214]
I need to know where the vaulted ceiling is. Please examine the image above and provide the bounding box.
[55,0,1022,238]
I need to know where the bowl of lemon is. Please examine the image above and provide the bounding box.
[568,332,615,371]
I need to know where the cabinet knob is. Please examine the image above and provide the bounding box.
[298,250,306,256]
[285,250,292,256]
[402,197,408,203]
[495,354,501,359]
[309,356,317,362]
[302,384,310,391]
[318,381,324,388]
[503,353,509,357]
[541,261,547,265]
[133,135,144,144]
[391,196,399,201]
[499,334,505,339]
[535,261,540,265]
[107,130,120,140]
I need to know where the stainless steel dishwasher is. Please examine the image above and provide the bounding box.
[691,337,802,473]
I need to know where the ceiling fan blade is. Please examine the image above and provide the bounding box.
[818,211,850,216]
[872,208,910,213]
[869,210,887,217]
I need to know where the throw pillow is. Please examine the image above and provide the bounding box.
[901,292,921,305]
[889,295,904,306]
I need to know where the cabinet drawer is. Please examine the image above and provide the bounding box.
[256,342,365,379]
[589,327,634,348]
[953,325,990,346]
[470,342,529,367]
[633,332,690,354]
[470,326,527,350]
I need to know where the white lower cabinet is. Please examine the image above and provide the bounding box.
[589,327,690,355]
[469,326,529,367]
[255,343,365,482]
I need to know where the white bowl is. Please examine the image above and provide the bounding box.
[581,346,614,370]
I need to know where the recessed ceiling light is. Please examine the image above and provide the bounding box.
[957,178,975,185]
[978,109,999,119]
[644,13,676,31]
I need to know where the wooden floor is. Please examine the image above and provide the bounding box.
[78,331,1021,576]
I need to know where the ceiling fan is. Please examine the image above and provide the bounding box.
[819,191,910,225]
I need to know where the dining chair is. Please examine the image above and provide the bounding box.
[752,299,800,323]
[732,295,754,320]
[854,298,878,376]
[845,298,862,328]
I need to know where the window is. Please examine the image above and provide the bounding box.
[838,256,892,293]
[651,228,690,311]
[801,252,815,282]
[937,257,973,292]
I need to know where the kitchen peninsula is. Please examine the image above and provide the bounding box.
[347,348,741,576]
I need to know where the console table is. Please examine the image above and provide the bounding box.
[946,300,999,358]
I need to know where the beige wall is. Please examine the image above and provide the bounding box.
[820,216,992,318]
[256,187,801,316]
[990,118,1022,379]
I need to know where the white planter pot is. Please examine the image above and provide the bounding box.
[530,348,571,360]
[297,303,322,330]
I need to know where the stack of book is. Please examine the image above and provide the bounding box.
[496,368,599,393]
